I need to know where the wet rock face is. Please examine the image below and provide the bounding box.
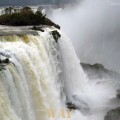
[0,58,9,64]
[0,53,11,71]
[104,108,120,120]
[81,63,120,80]
[31,26,44,32]
[66,102,77,110]
[51,30,61,43]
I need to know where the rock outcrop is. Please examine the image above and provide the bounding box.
[51,30,61,43]
[66,102,77,110]
[0,58,10,71]
[31,26,44,32]
[104,108,120,120]
[81,63,120,80]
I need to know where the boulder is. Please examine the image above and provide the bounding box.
[66,102,77,110]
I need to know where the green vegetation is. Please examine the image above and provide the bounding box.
[4,7,14,14]
[0,6,60,29]
[51,30,61,43]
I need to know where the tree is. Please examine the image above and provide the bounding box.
[14,8,17,13]
[0,6,60,29]
[35,11,43,17]
[8,7,14,14]
[21,6,33,13]
[4,7,13,14]
[4,7,9,14]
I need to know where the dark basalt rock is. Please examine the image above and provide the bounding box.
[44,18,60,29]
[66,102,77,110]
[81,62,120,80]
[0,58,9,64]
[31,26,44,32]
[104,108,120,120]
[0,58,10,71]
[51,30,61,43]
[81,63,104,70]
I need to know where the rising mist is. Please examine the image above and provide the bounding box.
[51,0,120,73]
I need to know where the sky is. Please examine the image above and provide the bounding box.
[0,0,76,6]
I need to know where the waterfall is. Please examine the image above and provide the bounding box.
[0,26,89,120]
[0,27,119,120]
[58,31,89,110]
[0,30,64,120]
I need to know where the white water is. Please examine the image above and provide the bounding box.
[0,31,62,120]
[0,27,119,120]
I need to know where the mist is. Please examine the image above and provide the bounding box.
[51,0,120,73]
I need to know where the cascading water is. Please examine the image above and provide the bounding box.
[0,29,63,120]
[0,27,119,120]
[0,27,84,120]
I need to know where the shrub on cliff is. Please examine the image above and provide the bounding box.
[51,30,61,43]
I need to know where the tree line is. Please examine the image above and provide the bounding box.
[0,6,60,28]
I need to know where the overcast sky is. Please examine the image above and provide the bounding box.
[0,0,76,6]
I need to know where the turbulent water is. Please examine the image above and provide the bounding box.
[0,27,120,120]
